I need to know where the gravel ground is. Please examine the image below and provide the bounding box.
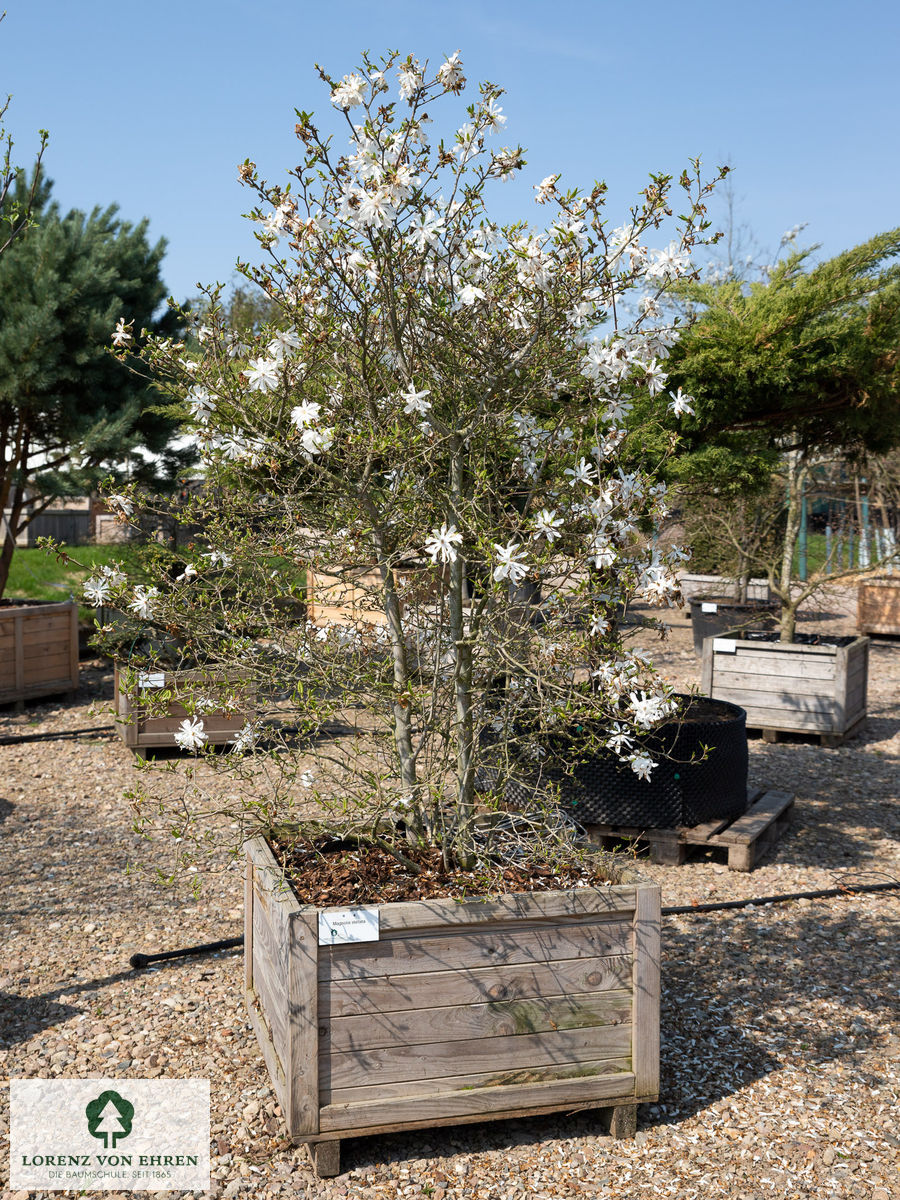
[1,586,898,1199]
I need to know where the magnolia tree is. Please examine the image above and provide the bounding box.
[87,52,723,878]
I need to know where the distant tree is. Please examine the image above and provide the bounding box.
[661,229,900,637]
[0,172,190,597]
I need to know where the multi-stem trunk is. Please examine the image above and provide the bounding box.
[446,440,476,870]
[374,537,417,804]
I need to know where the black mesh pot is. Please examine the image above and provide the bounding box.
[689,596,779,656]
[479,694,748,829]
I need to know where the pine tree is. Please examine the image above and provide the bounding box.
[0,172,189,597]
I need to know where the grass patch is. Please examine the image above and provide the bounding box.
[4,545,146,622]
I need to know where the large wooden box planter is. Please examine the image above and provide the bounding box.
[678,573,770,608]
[701,630,869,744]
[0,600,79,706]
[857,577,900,636]
[113,664,253,755]
[306,561,444,628]
[244,836,660,1175]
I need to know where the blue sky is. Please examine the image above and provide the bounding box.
[3,0,898,302]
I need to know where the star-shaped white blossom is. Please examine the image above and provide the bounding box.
[424,523,463,564]
[400,384,432,416]
[492,542,529,585]
[174,717,207,752]
[244,357,280,393]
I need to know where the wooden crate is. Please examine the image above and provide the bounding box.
[114,664,253,755]
[678,573,770,608]
[585,788,795,872]
[244,836,660,1177]
[857,577,900,636]
[0,600,79,707]
[701,631,869,746]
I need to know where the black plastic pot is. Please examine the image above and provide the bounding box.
[689,595,779,656]
[480,694,749,829]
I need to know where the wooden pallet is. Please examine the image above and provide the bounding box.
[584,788,794,872]
[753,715,866,748]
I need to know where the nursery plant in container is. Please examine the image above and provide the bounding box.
[80,51,728,1175]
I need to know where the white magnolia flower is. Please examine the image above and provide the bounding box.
[83,577,112,606]
[290,400,323,429]
[642,359,668,396]
[174,717,207,753]
[400,384,432,416]
[112,317,132,348]
[397,62,422,100]
[630,752,657,781]
[482,98,507,132]
[457,283,486,306]
[230,722,259,754]
[533,509,564,543]
[409,208,445,251]
[667,387,695,417]
[203,550,232,569]
[331,73,367,110]
[534,174,559,204]
[424,522,463,564]
[108,493,134,516]
[186,385,216,424]
[492,542,529,585]
[176,563,198,582]
[269,329,303,357]
[299,426,334,458]
[300,770,315,788]
[563,458,597,488]
[437,51,465,90]
[629,690,670,730]
[197,324,213,343]
[244,357,281,393]
[356,190,396,230]
[605,723,634,755]
[128,586,159,620]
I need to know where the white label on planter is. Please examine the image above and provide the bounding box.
[318,907,380,945]
[137,672,165,690]
[701,602,718,613]
[712,638,737,653]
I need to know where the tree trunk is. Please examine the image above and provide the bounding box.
[779,448,807,642]
[446,444,476,870]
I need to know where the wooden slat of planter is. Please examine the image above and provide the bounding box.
[322,953,633,1018]
[287,911,320,1137]
[710,686,836,718]
[246,990,289,1106]
[253,936,289,1053]
[707,668,839,696]
[701,650,838,678]
[374,886,638,932]
[631,886,660,1099]
[324,1055,634,1107]
[318,1070,637,1136]
[321,1022,634,1091]
[322,919,633,983]
[325,988,633,1054]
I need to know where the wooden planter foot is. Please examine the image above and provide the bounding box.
[608,1104,637,1139]
[309,1139,341,1178]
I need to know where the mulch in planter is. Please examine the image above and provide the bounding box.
[267,834,622,906]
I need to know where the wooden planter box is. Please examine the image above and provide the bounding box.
[678,573,770,608]
[306,562,443,628]
[244,836,660,1177]
[857,577,900,636]
[701,631,869,745]
[0,600,79,707]
[114,664,253,756]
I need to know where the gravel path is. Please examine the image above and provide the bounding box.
[1,588,898,1199]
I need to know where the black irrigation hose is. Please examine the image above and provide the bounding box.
[0,725,114,746]
[129,937,244,970]
[662,878,900,915]
[127,880,899,970]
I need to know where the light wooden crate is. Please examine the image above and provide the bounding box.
[857,577,900,636]
[0,600,79,706]
[701,631,869,745]
[114,664,253,755]
[244,835,659,1176]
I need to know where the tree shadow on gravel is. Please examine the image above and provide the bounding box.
[0,797,13,822]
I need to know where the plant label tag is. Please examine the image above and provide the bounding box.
[712,638,737,654]
[137,671,166,689]
[318,907,380,945]
[701,602,718,613]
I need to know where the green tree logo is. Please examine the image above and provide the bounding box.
[85,1090,134,1149]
